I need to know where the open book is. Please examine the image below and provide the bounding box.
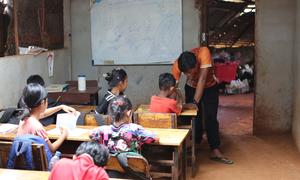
[47,112,89,137]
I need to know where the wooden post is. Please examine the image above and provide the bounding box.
[0,14,4,57]
[13,0,19,54]
[200,0,208,47]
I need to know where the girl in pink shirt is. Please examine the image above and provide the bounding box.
[17,83,73,153]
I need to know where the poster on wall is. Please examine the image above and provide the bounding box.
[47,52,54,77]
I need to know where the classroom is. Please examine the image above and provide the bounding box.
[1,0,300,179]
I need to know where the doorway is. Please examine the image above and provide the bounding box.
[206,0,255,135]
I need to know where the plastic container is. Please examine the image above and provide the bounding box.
[48,151,61,171]
[215,62,239,83]
[78,75,86,91]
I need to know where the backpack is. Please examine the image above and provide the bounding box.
[76,112,107,126]
[0,108,25,124]
[7,135,52,170]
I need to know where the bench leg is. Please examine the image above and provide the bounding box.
[172,148,179,180]
[191,117,196,177]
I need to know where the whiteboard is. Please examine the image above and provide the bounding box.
[91,0,182,65]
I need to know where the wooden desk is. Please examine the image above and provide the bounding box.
[48,86,100,105]
[0,125,189,180]
[0,168,131,180]
[0,168,50,180]
[135,104,197,177]
[46,125,188,147]
[70,105,97,113]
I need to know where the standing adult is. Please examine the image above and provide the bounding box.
[172,47,233,164]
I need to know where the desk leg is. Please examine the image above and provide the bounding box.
[172,147,179,180]
[182,137,187,180]
[191,117,196,177]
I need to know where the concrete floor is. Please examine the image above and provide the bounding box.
[190,93,300,180]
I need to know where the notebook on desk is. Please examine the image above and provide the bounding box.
[46,84,69,93]
[47,112,89,136]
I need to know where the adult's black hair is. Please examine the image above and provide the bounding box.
[159,73,176,91]
[26,74,45,87]
[76,141,109,167]
[104,68,127,88]
[178,51,197,73]
[108,95,132,122]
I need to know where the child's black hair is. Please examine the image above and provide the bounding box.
[21,83,48,109]
[159,73,176,91]
[76,141,109,167]
[26,74,45,87]
[19,83,48,119]
[108,95,132,123]
[104,68,127,88]
[178,51,197,73]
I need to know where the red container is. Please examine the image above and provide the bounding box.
[214,61,239,83]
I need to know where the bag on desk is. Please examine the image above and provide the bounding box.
[76,111,108,126]
[0,108,24,124]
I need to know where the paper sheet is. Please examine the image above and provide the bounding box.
[56,112,80,131]
[0,123,18,134]
[47,128,90,137]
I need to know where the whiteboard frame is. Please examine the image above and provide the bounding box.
[90,0,183,66]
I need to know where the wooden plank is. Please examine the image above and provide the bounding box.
[0,168,50,180]
[13,0,19,54]
[0,124,189,147]
[47,87,100,105]
[70,105,97,113]
[134,112,177,129]
[135,104,197,116]
[0,168,130,180]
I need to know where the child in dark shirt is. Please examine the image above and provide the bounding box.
[95,68,128,115]
[17,74,75,126]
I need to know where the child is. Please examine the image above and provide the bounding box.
[149,73,183,115]
[95,68,128,115]
[17,74,76,126]
[90,95,157,179]
[17,83,71,153]
[91,95,158,154]
[49,142,109,180]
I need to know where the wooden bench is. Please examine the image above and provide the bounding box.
[0,141,48,171]
[133,112,177,129]
[106,154,151,179]
[133,111,186,179]
[135,104,197,177]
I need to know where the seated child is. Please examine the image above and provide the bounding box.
[17,83,71,153]
[18,74,76,126]
[95,68,128,115]
[90,95,158,154]
[90,95,158,179]
[149,73,183,115]
[49,142,109,180]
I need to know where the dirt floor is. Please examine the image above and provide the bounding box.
[189,93,300,180]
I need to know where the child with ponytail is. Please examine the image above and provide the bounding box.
[17,83,71,153]
[90,95,158,154]
[95,68,128,115]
